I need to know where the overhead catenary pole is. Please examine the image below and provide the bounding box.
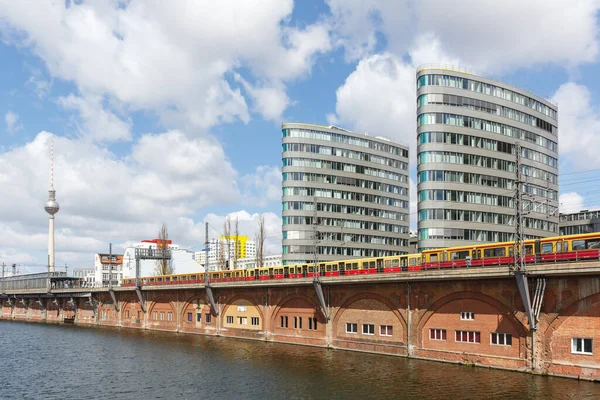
[514,142,535,330]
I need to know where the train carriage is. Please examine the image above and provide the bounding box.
[121,232,600,287]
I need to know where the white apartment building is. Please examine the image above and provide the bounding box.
[195,236,257,271]
[237,254,283,269]
[122,239,204,279]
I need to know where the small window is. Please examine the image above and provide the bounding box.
[205,313,211,323]
[346,322,358,334]
[460,312,474,320]
[491,332,512,346]
[299,317,303,329]
[294,316,298,329]
[196,312,201,322]
[280,315,289,328]
[226,316,233,324]
[160,312,165,321]
[238,317,247,325]
[380,325,393,336]
[572,338,593,354]
[430,328,447,341]
[455,330,480,343]
[167,312,173,321]
[153,311,158,321]
[251,317,259,326]
[187,312,192,322]
[362,324,375,335]
[573,240,586,251]
[541,243,553,254]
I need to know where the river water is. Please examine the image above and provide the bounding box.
[1,321,599,400]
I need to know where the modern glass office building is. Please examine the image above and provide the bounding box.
[416,66,559,250]
[282,123,410,265]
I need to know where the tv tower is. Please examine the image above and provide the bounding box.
[44,137,59,274]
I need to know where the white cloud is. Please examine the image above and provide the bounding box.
[328,0,600,72]
[58,93,132,142]
[204,210,282,256]
[4,111,22,134]
[552,82,600,168]
[0,0,331,128]
[328,53,415,150]
[25,69,51,99]
[234,74,291,122]
[560,192,585,214]
[0,131,241,267]
[241,165,282,207]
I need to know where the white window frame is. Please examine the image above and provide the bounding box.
[491,332,512,346]
[251,317,259,326]
[572,338,593,355]
[380,325,393,336]
[362,324,375,335]
[226,316,233,324]
[460,311,474,320]
[346,322,358,334]
[430,328,446,341]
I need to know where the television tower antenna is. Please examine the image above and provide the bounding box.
[44,137,60,274]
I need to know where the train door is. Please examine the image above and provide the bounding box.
[302,265,308,278]
[534,240,541,263]
[320,263,326,277]
[339,262,345,276]
[268,268,274,279]
[376,258,383,273]
[284,267,289,278]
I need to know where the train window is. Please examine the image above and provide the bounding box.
[441,252,448,262]
[524,246,533,255]
[385,260,392,268]
[392,259,399,267]
[351,263,358,270]
[556,242,562,253]
[474,250,481,259]
[541,243,553,254]
[573,240,586,251]
[409,258,416,266]
[452,251,470,260]
[484,248,506,258]
[509,247,514,257]
[588,240,600,250]
[369,261,375,269]
[430,254,438,262]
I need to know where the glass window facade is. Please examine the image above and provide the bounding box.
[416,70,559,250]
[282,124,409,264]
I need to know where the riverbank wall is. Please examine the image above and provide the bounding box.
[3,264,600,381]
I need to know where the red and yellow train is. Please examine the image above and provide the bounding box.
[121,232,600,287]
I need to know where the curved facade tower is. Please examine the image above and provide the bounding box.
[282,123,410,265]
[416,66,559,250]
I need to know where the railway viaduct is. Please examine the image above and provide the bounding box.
[2,262,600,381]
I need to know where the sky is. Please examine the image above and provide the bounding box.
[0,0,599,273]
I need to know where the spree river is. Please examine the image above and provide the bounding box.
[1,321,599,400]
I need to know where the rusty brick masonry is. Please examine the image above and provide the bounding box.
[3,263,600,381]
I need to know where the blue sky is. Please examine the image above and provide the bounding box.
[0,0,599,271]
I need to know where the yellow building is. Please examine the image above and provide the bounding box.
[219,235,251,259]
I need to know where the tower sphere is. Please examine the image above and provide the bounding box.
[45,190,59,215]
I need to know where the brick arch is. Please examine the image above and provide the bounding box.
[221,294,265,323]
[180,294,209,319]
[147,298,177,315]
[270,293,321,328]
[544,292,600,339]
[416,291,528,347]
[332,292,407,338]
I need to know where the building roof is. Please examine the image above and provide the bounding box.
[97,254,123,264]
